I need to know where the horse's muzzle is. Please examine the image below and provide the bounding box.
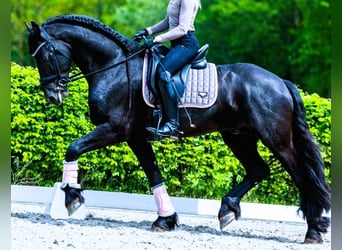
[44,86,68,105]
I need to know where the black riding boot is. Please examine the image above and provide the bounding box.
[146,77,180,138]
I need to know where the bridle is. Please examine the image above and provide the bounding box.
[31,25,145,102]
[31,26,70,98]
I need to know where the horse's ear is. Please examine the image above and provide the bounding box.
[25,22,32,32]
[30,21,41,34]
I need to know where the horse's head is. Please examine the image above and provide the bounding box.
[26,21,72,105]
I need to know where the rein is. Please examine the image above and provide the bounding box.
[67,47,145,83]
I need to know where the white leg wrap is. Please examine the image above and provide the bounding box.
[152,183,175,217]
[62,160,78,184]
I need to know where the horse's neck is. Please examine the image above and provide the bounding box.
[49,23,144,91]
[74,37,122,73]
[52,25,124,73]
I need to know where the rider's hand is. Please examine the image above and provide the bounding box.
[144,38,157,49]
[134,29,148,42]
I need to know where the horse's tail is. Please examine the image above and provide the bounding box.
[283,80,331,221]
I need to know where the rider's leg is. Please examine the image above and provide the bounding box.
[146,33,199,138]
[146,70,180,138]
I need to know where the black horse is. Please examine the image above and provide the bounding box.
[26,14,330,243]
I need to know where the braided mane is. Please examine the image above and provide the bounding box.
[43,14,142,53]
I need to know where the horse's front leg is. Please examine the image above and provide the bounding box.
[62,122,120,215]
[127,139,179,231]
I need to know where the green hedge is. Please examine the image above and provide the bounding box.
[11,63,331,205]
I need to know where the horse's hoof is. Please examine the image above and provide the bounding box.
[304,229,323,244]
[152,224,168,232]
[218,196,241,230]
[304,238,323,244]
[219,212,235,230]
[61,183,85,216]
[151,213,179,232]
[66,197,82,216]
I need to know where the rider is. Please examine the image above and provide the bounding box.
[135,0,201,138]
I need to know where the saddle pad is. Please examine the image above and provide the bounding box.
[142,54,218,108]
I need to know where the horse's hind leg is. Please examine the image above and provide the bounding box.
[218,131,270,229]
[264,136,330,244]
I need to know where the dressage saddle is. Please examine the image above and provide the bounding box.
[146,44,209,101]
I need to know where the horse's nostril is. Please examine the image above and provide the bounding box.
[47,95,58,104]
